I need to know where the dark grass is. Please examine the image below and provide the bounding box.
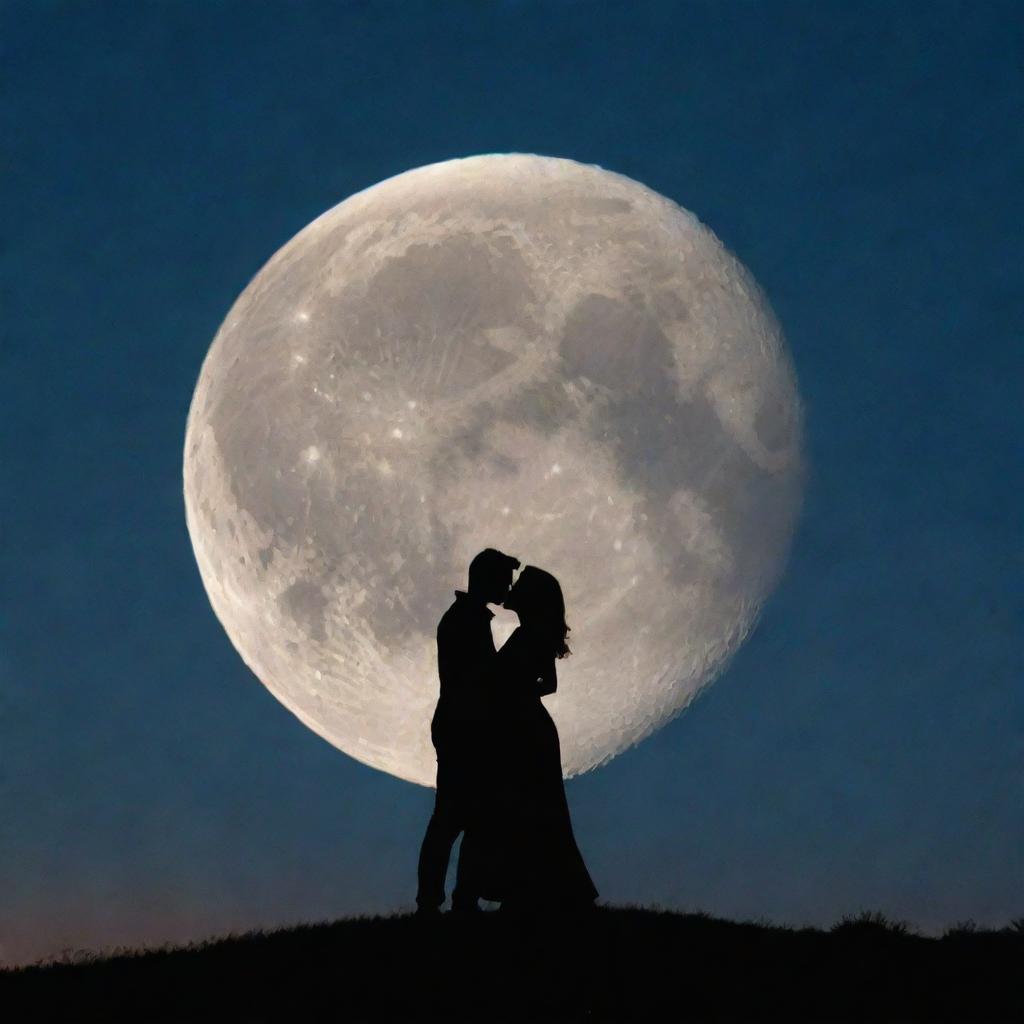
[3,906,1022,1022]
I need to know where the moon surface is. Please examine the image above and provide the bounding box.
[183,153,803,786]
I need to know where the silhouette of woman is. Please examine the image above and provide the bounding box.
[477,566,598,911]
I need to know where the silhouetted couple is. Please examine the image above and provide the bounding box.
[416,549,598,915]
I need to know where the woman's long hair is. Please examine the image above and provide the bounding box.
[514,566,572,659]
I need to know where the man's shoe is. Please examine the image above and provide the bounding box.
[415,903,442,918]
[449,900,482,915]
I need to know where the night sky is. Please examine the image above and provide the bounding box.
[3,1,1021,966]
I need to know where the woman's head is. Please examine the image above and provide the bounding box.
[504,565,572,659]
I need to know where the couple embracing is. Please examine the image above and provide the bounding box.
[416,548,599,914]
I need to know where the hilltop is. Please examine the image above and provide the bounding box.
[3,906,1021,1021]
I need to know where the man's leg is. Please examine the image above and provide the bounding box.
[450,747,484,911]
[416,750,463,912]
[451,828,480,911]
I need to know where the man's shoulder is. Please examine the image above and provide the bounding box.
[437,592,491,634]
[436,596,463,632]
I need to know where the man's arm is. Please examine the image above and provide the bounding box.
[491,629,555,695]
[437,613,497,700]
[534,661,557,697]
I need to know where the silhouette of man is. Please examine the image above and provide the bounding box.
[416,547,520,914]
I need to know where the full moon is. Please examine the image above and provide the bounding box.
[183,153,803,786]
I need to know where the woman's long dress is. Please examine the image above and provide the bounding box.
[477,626,598,908]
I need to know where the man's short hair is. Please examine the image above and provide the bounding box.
[468,548,521,591]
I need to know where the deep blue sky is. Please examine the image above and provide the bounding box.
[3,1,1021,965]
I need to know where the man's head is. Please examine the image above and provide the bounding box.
[467,548,521,606]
